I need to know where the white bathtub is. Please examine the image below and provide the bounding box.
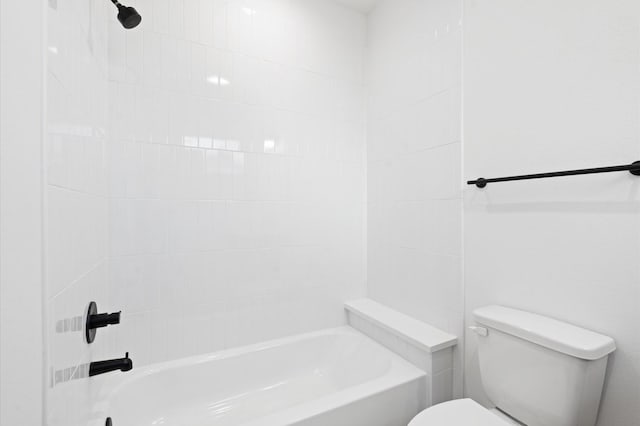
[94,327,427,426]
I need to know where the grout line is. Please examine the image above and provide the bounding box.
[48,259,108,301]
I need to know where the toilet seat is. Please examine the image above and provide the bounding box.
[409,399,512,426]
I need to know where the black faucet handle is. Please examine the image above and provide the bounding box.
[89,311,121,328]
[86,302,123,344]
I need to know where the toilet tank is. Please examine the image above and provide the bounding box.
[472,306,616,426]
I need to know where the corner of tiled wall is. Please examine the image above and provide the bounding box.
[365,0,464,398]
[46,0,113,424]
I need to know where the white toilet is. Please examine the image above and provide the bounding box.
[409,305,616,426]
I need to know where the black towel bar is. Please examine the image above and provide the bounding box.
[468,161,640,188]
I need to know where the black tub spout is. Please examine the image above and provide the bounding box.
[89,353,133,377]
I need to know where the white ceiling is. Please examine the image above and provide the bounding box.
[332,0,379,13]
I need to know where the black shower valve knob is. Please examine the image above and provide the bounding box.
[85,301,122,344]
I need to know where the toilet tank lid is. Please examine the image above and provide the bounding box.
[473,306,616,360]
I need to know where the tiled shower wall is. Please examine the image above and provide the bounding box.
[365,0,463,394]
[106,0,367,366]
[47,0,366,423]
[46,0,111,424]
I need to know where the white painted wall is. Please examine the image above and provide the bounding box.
[106,0,367,367]
[366,0,464,397]
[463,1,640,424]
[0,0,45,425]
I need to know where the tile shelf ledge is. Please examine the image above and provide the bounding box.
[345,299,457,353]
[345,298,458,406]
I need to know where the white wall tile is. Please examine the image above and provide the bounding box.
[183,0,200,43]
[125,28,144,84]
[168,0,185,39]
[142,30,163,87]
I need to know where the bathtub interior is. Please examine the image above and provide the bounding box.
[99,328,425,426]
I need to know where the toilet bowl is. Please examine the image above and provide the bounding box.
[409,399,520,425]
[408,306,616,426]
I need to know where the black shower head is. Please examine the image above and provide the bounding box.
[111,0,142,29]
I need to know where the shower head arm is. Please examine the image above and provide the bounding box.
[110,0,126,10]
